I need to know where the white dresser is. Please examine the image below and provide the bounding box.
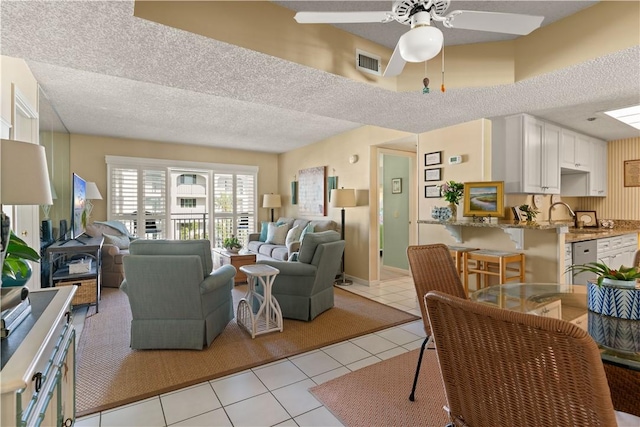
[1,286,76,426]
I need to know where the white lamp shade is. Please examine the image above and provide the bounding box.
[1,139,53,205]
[398,25,444,63]
[85,181,103,200]
[263,194,281,208]
[330,188,356,208]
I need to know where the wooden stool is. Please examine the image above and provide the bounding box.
[464,250,525,291]
[448,246,479,295]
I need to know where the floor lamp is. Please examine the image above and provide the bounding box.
[263,194,281,223]
[330,188,356,285]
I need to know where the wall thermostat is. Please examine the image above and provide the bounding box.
[448,155,462,165]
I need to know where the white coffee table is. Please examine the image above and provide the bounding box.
[237,264,282,338]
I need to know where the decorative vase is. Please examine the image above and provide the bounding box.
[587,280,640,320]
[448,203,458,221]
[1,264,32,287]
[431,206,452,222]
[588,310,640,353]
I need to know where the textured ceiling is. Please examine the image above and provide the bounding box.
[1,1,638,154]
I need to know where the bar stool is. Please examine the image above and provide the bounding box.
[463,249,525,291]
[448,245,479,295]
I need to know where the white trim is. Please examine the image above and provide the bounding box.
[14,86,38,119]
[0,116,11,139]
[105,155,259,174]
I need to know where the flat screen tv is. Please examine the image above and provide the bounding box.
[71,173,87,239]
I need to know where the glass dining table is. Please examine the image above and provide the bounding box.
[470,283,640,372]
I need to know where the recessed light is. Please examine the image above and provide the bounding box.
[604,104,640,130]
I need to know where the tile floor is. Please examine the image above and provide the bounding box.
[75,271,424,427]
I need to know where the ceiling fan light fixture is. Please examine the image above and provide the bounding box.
[398,25,444,62]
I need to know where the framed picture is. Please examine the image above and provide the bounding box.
[424,168,442,182]
[425,185,440,198]
[391,178,402,194]
[298,166,327,215]
[425,151,442,166]
[624,159,640,187]
[574,210,598,227]
[463,181,505,218]
[511,206,523,221]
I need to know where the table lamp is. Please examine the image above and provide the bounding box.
[263,194,281,222]
[85,181,103,221]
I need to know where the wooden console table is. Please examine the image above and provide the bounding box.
[212,248,256,284]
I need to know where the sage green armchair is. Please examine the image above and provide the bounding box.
[257,230,345,321]
[121,239,236,350]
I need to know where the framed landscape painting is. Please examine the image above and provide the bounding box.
[463,181,504,218]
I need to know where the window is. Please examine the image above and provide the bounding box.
[179,174,197,185]
[107,156,257,243]
[180,198,197,208]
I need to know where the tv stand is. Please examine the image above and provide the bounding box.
[46,235,104,312]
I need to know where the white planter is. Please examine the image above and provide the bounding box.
[587,280,640,320]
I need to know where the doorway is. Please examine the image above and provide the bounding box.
[377,147,416,282]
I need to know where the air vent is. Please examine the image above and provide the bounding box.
[356,49,381,76]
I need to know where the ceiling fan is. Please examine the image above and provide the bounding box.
[294,0,544,77]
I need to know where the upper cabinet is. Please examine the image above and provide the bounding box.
[589,138,607,196]
[561,130,590,172]
[492,114,561,194]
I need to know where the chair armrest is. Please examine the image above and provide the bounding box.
[249,233,261,242]
[287,241,301,254]
[257,260,316,276]
[200,264,236,294]
[102,244,121,257]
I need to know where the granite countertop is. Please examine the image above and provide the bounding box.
[565,227,640,243]
[417,219,572,230]
[418,219,640,243]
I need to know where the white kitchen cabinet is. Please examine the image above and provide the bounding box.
[564,243,573,285]
[561,130,590,172]
[597,233,638,270]
[589,138,607,196]
[492,114,561,194]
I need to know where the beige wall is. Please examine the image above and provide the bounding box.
[277,125,414,282]
[69,134,279,222]
[580,137,640,220]
[0,56,39,129]
[136,1,640,94]
[515,1,640,81]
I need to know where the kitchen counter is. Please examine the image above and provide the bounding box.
[417,219,572,231]
[565,227,640,243]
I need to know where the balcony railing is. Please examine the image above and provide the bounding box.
[117,213,251,248]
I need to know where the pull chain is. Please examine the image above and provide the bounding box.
[441,44,446,93]
[423,60,430,94]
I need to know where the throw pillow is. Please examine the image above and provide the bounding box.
[103,233,130,250]
[285,225,302,246]
[266,222,289,245]
[259,221,270,242]
[299,223,314,241]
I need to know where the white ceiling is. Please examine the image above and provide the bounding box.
[1,1,638,154]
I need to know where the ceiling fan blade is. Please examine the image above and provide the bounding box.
[445,10,544,35]
[294,11,392,24]
[383,43,406,77]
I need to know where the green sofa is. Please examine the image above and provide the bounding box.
[121,239,236,350]
[256,230,345,321]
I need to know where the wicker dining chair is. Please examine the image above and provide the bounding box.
[406,244,467,402]
[425,291,625,427]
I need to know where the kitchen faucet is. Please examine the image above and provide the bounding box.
[548,201,576,223]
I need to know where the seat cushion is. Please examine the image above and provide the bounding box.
[271,246,290,261]
[258,244,279,257]
[247,240,266,253]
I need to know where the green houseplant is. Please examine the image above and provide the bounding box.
[2,231,41,286]
[222,235,242,252]
[566,261,640,287]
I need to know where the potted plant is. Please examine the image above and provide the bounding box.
[222,235,242,253]
[2,231,41,287]
[439,181,464,219]
[566,260,640,320]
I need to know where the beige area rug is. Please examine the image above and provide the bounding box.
[310,349,449,427]
[76,286,419,416]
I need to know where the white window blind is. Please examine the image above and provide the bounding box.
[108,166,167,238]
[107,156,257,244]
